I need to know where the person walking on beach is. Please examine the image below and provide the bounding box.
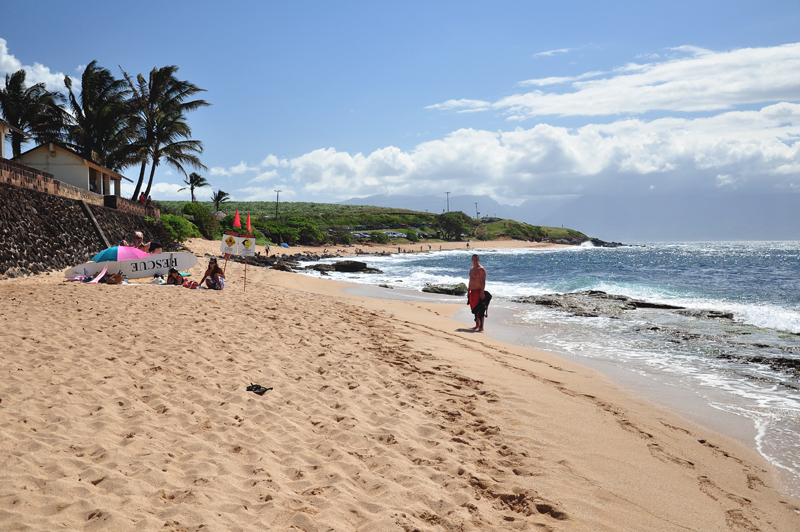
[468,254,487,331]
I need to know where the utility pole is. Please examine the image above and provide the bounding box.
[474,202,479,219]
[445,192,450,212]
[274,189,281,220]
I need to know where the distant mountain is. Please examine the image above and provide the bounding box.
[341,193,800,242]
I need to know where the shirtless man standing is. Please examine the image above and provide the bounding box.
[468,254,487,331]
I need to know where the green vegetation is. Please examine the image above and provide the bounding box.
[154,200,588,245]
[436,212,472,240]
[182,202,219,239]
[160,213,202,241]
[370,232,390,244]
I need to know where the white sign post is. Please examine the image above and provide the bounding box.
[239,236,256,257]
[220,233,239,275]
[239,235,256,291]
[220,233,257,291]
[220,234,238,255]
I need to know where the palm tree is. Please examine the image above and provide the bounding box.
[177,171,209,202]
[0,69,66,157]
[64,61,131,169]
[211,189,230,212]
[123,65,210,201]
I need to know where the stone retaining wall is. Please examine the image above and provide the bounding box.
[0,182,175,278]
[104,194,157,220]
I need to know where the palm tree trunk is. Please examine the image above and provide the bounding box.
[142,160,158,199]
[130,160,148,201]
[11,131,24,158]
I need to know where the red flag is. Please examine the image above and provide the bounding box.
[233,209,241,229]
[246,212,252,233]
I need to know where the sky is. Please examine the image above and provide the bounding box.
[2,0,800,210]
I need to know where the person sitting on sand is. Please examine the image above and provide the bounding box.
[199,257,225,290]
[132,231,151,253]
[149,241,163,254]
[166,268,184,285]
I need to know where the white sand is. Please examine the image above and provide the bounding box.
[0,239,798,531]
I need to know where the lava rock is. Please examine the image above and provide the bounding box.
[422,283,468,296]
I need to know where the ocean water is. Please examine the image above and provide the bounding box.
[298,242,800,497]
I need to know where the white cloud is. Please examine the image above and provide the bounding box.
[430,42,800,118]
[260,154,290,167]
[425,98,492,113]
[519,71,604,87]
[232,186,286,201]
[0,38,71,92]
[247,102,800,201]
[210,157,285,177]
[149,182,190,198]
[229,161,259,174]
[534,48,572,57]
[715,174,739,188]
[671,45,713,56]
[248,170,279,184]
[209,166,231,177]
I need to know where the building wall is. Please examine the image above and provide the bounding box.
[0,157,155,213]
[17,147,89,189]
[0,127,8,159]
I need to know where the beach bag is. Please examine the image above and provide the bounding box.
[106,273,124,285]
[183,280,199,289]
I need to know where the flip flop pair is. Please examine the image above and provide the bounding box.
[246,383,272,396]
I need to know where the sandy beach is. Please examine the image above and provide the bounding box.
[1,238,799,531]
[252,237,569,259]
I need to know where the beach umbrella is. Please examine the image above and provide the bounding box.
[90,246,151,263]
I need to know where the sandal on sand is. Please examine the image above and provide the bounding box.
[246,383,272,396]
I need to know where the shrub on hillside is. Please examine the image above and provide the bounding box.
[182,202,219,239]
[370,232,390,244]
[295,220,325,245]
[506,222,545,241]
[329,230,353,245]
[161,214,201,242]
[436,212,472,240]
[405,230,419,242]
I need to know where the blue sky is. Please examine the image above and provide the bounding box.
[2,0,800,206]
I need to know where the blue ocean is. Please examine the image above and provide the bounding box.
[300,242,800,497]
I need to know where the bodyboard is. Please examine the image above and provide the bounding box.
[65,253,199,279]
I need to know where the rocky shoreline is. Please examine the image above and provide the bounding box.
[513,290,733,320]
[514,290,800,380]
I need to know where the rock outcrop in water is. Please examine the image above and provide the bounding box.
[542,237,625,247]
[514,291,800,381]
[422,283,468,296]
[514,290,691,319]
